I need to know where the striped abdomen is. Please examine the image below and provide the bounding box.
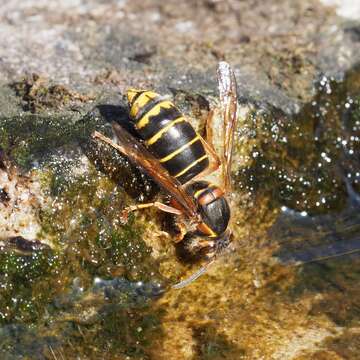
[126,89,209,184]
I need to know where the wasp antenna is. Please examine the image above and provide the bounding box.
[172,260,214,290]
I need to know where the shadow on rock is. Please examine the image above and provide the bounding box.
[79,103,159,202]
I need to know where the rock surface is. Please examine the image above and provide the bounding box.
[1,1,360,359]
[0,0,360,115]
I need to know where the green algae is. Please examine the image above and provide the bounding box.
[0,108,166,359]
[0,148,165,358]
[235,69,360,216]
[0,114,86,169]
[0,249,61,324]
[44,166,159,275]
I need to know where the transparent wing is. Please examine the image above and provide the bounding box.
[93,123,199,219]
[217,61,238,193]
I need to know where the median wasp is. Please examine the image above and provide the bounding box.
[93,62,238,288]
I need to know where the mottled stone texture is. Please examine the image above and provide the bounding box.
[0,0,360,116]
[1,1,360,360]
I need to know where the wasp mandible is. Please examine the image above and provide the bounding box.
[93,62,238,278]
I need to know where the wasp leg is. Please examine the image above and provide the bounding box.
[121,202,182,222]
[92,130,116,146]
[173,220,187,243]
[187,238,217,259]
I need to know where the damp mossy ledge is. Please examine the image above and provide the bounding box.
[0,61,360,358]
[0,249,62,324]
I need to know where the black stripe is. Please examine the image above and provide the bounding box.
[162,140,205,176]
[148,122,197,158]
[176,157,209,184]
[137,106,182,140]
[185,181,210,196]
[133,96,164,123]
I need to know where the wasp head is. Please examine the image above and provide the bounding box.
[178,229,233,262]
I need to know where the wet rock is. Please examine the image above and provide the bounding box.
[79,103,159,201]
[0,236,51,255]
[0,324,59,360]
[93,276,165,300]
[0,1,360,359]
[0,188,10,203]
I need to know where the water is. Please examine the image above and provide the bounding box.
[0,66,360,358]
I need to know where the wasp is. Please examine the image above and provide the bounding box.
[93,62,238,287]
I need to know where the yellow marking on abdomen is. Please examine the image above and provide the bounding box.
[146,117,185,146]
[194,183,218,199]
[129,91,158,118]
[160,135,200,163]
[194,187,208,199]
[174,154,208,179]
[127,89,143,106]
[136,100,173,129]
[197,222,217,237]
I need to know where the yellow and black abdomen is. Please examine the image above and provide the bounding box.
[127,89,209,184]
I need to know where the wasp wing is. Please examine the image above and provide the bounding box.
[217,61,238,194]
[93,123,199,219]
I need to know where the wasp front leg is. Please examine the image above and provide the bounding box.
[173,219,187,243]
[120,202,182,223]
[122,202,188,243]
[182,236,218,260]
